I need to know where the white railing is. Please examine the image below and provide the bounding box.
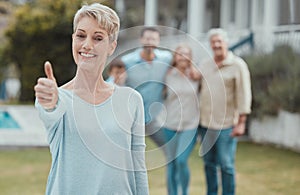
[272,24,300,52]
[208,25,300,56]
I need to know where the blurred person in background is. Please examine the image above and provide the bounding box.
[106,58,127,85]
[198,28,252,195]
[121,27,172,148]
[160,43,200,195]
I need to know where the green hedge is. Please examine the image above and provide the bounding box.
[243,45,300,118]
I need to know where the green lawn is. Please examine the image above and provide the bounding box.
[0,141,299,195]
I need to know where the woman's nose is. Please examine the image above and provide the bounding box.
[83,38,93,50]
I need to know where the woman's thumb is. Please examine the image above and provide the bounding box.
[44,61,56,81]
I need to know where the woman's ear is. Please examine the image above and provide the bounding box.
[108,40,117,56]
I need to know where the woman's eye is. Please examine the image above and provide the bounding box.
[76,34,85,38]
[95,37,103,41]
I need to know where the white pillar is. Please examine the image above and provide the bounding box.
[289,0,295,23]
[260,0,276,52]
[250,0,258,29]
[264,0,276,27]
[115,0,125,16]
[144,0,157,26]
[235,0,249,29]
[220,0,230,29]
[187,0,205,38]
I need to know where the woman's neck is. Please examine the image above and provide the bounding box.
[62,70,114,104]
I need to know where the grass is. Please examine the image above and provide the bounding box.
[0,147,50,195]
[0,141,299,195]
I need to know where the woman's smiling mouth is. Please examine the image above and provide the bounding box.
[80,52,96,58]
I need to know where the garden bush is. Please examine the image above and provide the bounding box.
[243,45,300,118]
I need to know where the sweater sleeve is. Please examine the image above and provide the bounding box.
[130,91,149,195]
[235,58,252,114]
[35,89,67,147]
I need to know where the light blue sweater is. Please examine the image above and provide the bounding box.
[121,48,172,124]
[36,86,149,195]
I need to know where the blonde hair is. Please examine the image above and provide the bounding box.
[171,43,193,67]
[73,3,120,42]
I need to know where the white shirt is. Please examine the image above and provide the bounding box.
[158,68,200,131]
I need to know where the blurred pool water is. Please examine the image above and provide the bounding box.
[0,110,20,129]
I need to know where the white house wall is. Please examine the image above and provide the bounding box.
[141,0,299,54]
[219,0,248,30]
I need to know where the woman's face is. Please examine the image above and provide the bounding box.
[72,16,116,72]
[174,47,192,69]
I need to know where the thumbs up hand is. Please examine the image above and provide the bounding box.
[34,61,58,110]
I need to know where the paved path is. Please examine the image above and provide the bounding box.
[0,105,48,147]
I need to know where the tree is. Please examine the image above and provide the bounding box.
[3,0,111,102]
